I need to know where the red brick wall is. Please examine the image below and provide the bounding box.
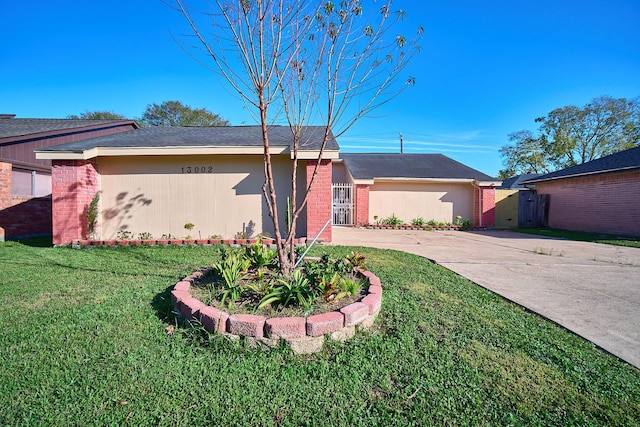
[52,159,99,244]
[482,186,496,227]
[473,185,496,227]
[0,162,10,240]
[535,171,640,236]
[355,184,369,226]
[306,159,332,242]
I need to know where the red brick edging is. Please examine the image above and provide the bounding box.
[73,238,306,247]
[171,268,382,354]
[364,224,486,231]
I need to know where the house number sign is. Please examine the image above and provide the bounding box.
[181,166,214,174]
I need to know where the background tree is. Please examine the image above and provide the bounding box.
[139,100,229,126]
[499,96,640,179]
[67,111,127,120]
[175,0,422,272]
[498,130,551,179]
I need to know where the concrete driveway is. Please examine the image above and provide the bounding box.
[331,227,640,368]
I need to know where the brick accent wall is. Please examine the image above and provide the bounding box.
[473,185,496,227]
[535,171,640,236]
[0,162,10,240]
[355,184,370,226]
[306,159,332,242]
[482,186,496,227]
[0,161,53,240]
[52,159,99,245]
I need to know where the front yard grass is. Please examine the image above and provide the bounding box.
[516,227,640,248]
[0,241,638,426]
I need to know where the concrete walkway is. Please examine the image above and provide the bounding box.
[331,227,640,368]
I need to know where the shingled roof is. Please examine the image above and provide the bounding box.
[37,125,338,152]
[522,146,640,184]
[0,118,138,139]
[498,173,542,189]
[340,153,497,182]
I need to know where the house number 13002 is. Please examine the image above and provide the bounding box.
[181,166,213,174]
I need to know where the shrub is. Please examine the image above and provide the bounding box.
[87,193,100,238]
[380,213,403,226]
[116,230,134,240]
[411,216,425,226]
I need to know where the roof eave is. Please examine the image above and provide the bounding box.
[293,149,340,160]
[1,120,139,143]
[522,165,640,184]
[364,177,481,184]
[35,145,340,160]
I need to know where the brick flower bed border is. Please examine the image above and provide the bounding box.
[170,267,382,354]
[364,224,487,231]
[72,238,305,247]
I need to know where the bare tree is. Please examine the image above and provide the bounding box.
[173,0,422,272]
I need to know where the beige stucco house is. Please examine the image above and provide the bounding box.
[36,126,338,244]
[334,153,500,227]
[35,125,499,245]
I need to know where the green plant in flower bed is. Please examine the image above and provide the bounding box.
[116,230,134,240]
[137,231,153,240]
[258,270,314,311]
[213,252,251,308]
[380,213,403,225]
[195,245,366,315]
[244,239,278,268]
[411,216,426,226]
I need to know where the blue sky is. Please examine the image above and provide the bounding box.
[2,1,639,177]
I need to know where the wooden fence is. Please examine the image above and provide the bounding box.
[494,189,549,229]
[518,192,549,228]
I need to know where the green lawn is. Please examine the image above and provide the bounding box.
[1,241,638,426]
[515,228,640,248]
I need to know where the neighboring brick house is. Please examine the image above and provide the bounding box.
[36,126,338,245]
[333,153,500,227]
[0,116,139,240]
[521,146,640,236]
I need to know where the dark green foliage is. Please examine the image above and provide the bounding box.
[380,213,403,225]
[244,239,278,268]
[258,269,314,310]
[87,193,100,237]
[139,100,229,127]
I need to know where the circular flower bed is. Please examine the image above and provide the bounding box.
[170,245,383,354]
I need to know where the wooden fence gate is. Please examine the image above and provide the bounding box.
[494,189,519,228]
[518,191,549,228]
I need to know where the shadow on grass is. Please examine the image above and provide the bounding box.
[5,236,53,247]
[150,283,232,350]
[151,284,178,325]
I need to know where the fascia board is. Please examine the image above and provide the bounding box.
[36,146,288,160]
[292,150,340,160]
[373,177,476,184]
[477,180,503,187]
